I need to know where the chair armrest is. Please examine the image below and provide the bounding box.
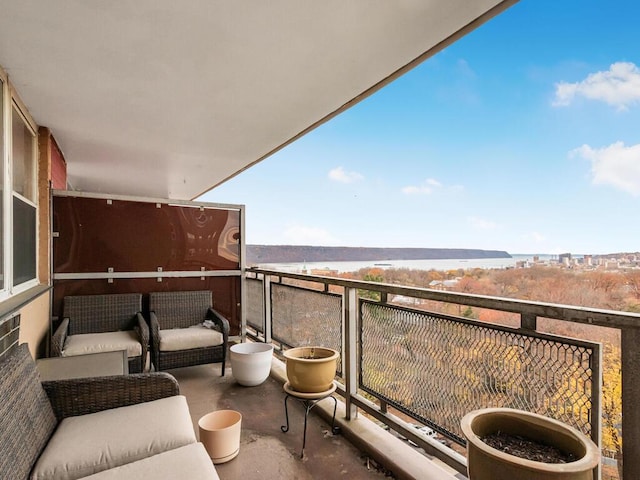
[207,308,230,344]
[135,312,149,368]
[51,318,69,357]
[42,372,180,421]
[149,311,161,367]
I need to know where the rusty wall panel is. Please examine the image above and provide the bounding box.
[53,196,240,273]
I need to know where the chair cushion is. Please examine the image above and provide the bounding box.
[159,326,224,352]
[31,395,196,480]
[77,443,219,480]
[63,331,142,358]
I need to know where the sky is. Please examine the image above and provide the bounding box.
[200,0,640,256]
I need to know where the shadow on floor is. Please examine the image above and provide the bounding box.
[169,364,394,479]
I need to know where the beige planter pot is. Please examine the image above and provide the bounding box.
[461,408,600,480]
[283,346,339,393]
[198,410,242,464]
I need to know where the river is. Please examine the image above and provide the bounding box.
[254,254,557,274]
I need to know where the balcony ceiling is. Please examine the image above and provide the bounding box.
[0,0,515,200]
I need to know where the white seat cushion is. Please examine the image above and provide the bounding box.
[31,396,196,480]
[159,326,224,352]
[77,443,219,480]
[63,331,142,358]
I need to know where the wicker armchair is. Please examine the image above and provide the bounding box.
[52,293,149,373]
[149,290,229,374]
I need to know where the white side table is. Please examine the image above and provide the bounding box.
[36,350,128,381]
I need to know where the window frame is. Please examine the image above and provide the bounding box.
[0,67,40,300]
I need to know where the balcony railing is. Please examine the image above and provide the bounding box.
[246,267,640,479]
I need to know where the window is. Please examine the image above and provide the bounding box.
[11,106,37,287]
[0,77,4,291]
[0,66,39,297]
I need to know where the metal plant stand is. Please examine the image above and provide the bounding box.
[281,381,340,458]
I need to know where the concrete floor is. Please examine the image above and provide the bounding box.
[169,361,464,480]
[170,363,394,479]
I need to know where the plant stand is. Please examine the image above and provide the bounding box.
[281,381,340,458]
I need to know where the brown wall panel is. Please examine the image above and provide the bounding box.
[53,196,240,273]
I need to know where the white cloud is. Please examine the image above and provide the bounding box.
[402,178,442,195]
[553,62,640,110]
[328,166,363,183]
[468,217,497,230]
[571,142,640,195]
[523,232,546,243]
[283,225,340,245]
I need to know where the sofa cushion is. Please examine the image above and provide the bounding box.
[159,326,223,352]
[31,395,196,480]
[0,344,57,480]
[77,443,219,480]
[63,331,142,358]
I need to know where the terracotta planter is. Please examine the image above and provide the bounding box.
[461,408,600,480]
[283,346,339,393]
[230,342,274,386]
[198,410,242,464]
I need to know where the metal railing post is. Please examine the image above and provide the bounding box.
[622,327,640,480]
[521,313,537,331]
[344,286,358,420]
[263,274,272,344]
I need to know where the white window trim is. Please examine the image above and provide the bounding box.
[0,70,9,301]
[0,66,40,300]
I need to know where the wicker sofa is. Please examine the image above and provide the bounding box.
[149,290,229,373]
[51,293,149,373]
[0,343,219,480]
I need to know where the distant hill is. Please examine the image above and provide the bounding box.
[246,245,511,264]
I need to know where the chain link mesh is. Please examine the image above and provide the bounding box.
[271,283,343,375]
[246,277,265,333]
[360,300,599,445]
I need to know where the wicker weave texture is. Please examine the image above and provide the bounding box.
[157,346,225,372]
[149,291,228,373]
[54,296,148,373]
[64,293,143,335]
[149,290,212,328]
[0,344,57,480]
[42,372,180,420]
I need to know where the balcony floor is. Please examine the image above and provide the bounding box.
[168,360,464,480]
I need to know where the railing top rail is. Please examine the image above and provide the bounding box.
[248,267,640,330]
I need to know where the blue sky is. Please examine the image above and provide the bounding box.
[200,0,640,255]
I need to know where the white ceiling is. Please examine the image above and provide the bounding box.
[0,0,515,200]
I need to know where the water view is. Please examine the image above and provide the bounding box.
[256,254,557,274]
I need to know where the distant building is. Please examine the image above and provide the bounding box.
[310,267,339,276]
[584,255,592,266]
[558,253,572,266]
[428,279,459,290]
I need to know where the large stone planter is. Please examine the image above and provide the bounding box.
[283,346,339,393]
[230,342,274,386]
[461,408,600,480]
